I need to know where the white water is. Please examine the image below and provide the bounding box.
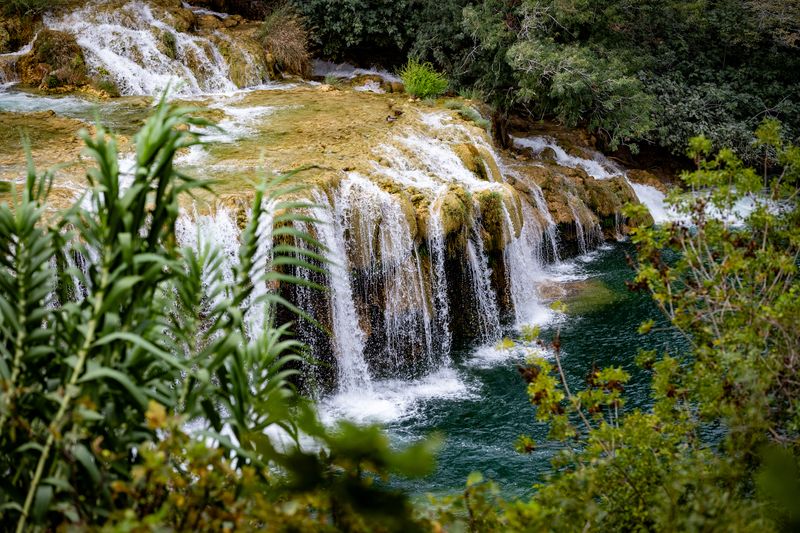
[466,230,501,342]
[501,203,554,327]
[319,367,473,425]
[312,59,401,84]
[514,135,671,226]
[0,34,36,89]
[338,175,435,369]
[45,1,262,96]
[427,197,453,360]
[514,136,621,180]
[310,190,372,392]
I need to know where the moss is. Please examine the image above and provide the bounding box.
[93,78,121,98]
[476,190,507,251]
[563,279,619,316]
[439,186,471,236]
[158,30,178,60]
[17,29,87,90]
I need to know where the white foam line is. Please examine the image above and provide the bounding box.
[318,367,475,425]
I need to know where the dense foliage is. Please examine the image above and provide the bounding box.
[0,99,437,531]
[291,0,800,158]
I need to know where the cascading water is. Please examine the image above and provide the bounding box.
[338,175,435,370]
[45,1,263,95]
[427,196,453,360]
[514,134,673,225]
[568,197,591,255]
[465,228,501,341]
[501,203,552,326]
[309,190,372,392]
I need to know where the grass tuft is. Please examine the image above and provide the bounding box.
[258,3,311,77]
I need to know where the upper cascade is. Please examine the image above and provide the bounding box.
[37,0,268,96]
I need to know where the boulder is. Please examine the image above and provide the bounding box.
[196,14,224,29]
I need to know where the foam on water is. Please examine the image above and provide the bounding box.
[318,367,473,425]
[312,59,401,84]
[468,341,552,369]
[514,136,622,180]
[0,91,96,115]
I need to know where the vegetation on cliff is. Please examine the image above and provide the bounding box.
[292,0,800,160]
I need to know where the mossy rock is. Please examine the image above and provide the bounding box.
[211,27,266,87]
[628,169,668,193]
[453,144,482,177]
[477,147,503,182]
[439,186,471,236]
[475,185,521,252]
[0,13,37,54]
[17,29,87,90]
[562,279,620,316]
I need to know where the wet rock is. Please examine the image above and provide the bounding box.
[475,186,522,252]
[382,81,405,94]
[628,168,668,193]
[443,186,472,236]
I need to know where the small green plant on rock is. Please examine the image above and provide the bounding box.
[323,74,345,88]
[399,59,448,99]
[444,99,490,131]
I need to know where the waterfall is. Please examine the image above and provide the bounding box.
[513,135,673,226]
[338,176,435,370]
[501,202,552,326]
[0,34,36,89]
[465,229,501,342]
[45,1,263,96]
[567,196,602,255]
[175,206,240,304]
[427,197,452,360]
[528,183,559,262]
[309,190,372,392]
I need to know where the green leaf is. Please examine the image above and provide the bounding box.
[32,485,53,522]
[466,471,484,487]
[79,368,148,408]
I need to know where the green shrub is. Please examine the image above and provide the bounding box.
[323,73,345,88]
[398,59,448,99]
